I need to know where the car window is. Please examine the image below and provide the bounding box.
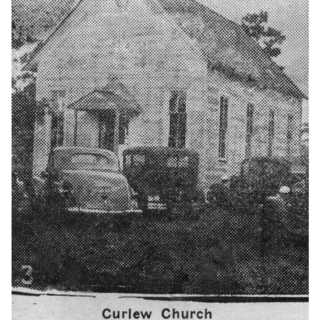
[58,153,119,172]
[71,154,97,165]
[167,156,189,168]
[264,162,275,176]
[132,154,145,166]
[178,156,189,168]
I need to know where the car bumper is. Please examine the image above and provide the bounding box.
[67,207,143,216]
[147,201,167,210]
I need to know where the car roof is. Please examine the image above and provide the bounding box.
[54,146,117,158]
[243,156,290,166]
[123,146,199,157]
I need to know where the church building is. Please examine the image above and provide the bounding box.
[25,0,306,190]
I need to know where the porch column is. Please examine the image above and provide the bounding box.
[114,110,120,154]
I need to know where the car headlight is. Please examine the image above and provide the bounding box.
[148,195,160,202]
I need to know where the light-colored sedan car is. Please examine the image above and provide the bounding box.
[33,147,141,216]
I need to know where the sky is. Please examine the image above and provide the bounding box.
[199,0,309,96]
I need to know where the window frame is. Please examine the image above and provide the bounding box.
[166,155,190,169]
[245,103,254,158]
[168,91,187,149]
[132,153,146,166]
[218,96,229,160]
[286,114,294,158]
[50,90,66,149]
[267,109,275,157]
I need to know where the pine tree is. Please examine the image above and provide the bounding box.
[241,11,286,59]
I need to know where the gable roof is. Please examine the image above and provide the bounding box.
[24,0,306,99]
[68,80,142,116]
[157,0,306,99]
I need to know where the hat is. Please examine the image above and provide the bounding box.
[279,186,291,194]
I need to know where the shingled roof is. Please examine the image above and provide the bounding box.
[25,0,306,99]
[155,0,306,99]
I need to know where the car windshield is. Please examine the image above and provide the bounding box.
[124,153,190,170]
[166,156,189,168]
[55,152,119,172]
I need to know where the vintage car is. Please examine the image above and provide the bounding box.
[122,147,204,219]
[33,147,142,216]
[209,156,307,213]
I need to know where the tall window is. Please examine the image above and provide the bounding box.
[246,103,254,158]
[98,110,115,151]
[267,110,275,157]
[50,90,66,148]
[218,96,229,159]
[168,91,187,148]
[287,114,294,158]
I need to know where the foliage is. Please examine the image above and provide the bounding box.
[241,11,286,58]
[12,0,76,49]
[12,83,37,184]
[12,205,308,294]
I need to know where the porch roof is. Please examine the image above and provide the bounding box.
[68,88,141,117]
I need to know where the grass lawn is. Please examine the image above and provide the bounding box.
[12,206,308,294]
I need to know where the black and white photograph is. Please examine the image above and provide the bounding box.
[10,0,309,318]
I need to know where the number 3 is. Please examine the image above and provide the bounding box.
[21,265,33,285]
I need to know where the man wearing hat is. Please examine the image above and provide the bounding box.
[262,186,292,253]
[267,186,292,212]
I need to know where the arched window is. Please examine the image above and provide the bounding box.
[168,91,187,148]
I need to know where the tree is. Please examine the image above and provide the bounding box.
[12,0,76,49]
[241,11,286,59]
[12,82,36,184]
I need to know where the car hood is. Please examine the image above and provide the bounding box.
[61,170,130,211]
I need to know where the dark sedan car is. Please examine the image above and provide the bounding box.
[123,146,203,219]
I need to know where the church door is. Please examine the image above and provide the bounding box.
[98,110,116,152]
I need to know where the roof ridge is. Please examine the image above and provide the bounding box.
[163,0,306,99]
[23,0,85,70]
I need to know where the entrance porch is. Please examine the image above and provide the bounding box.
[68,85,141,161]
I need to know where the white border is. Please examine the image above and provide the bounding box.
[309,0,318,319]
[3,0,316,319]
[0,0,11,317]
